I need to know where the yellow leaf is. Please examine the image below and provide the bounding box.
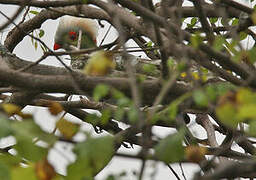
[84,50,115,76]
[56,118,79,139]
[251,12,256,25]
[35,159,56,180]
[48,102,63,116]
[192,72,199,80]
[180,72,187,78]
[216,103,238,128]
[18,112,33,119]
[185,145,207,163]
[2,103,22,116]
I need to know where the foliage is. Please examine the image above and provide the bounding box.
[1,0,256,179]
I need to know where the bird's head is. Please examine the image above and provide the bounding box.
[54,16,98,51]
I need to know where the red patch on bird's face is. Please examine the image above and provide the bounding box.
[93,39,97,45]
[69,31,77,40]
[53,43,61,50]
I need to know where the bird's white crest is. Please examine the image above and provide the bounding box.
[57,15,99,41]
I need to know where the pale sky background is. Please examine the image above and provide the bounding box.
[0,1,253,179]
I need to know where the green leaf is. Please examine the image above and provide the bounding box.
[205,85,217,102]
[168,93,191,121]
[93,84,109,101]
[169,103,178,120]
[0,114,12,138]
[231,18,239,26]
[105,175,116,180]
[128,105,138,123]
[86,113,100,126]
[155,130,185,163]
[66,136,114,179]
[142,64,157,73]
[216,103,238,128]
[188,17,197,28]
[11,165,37,180]
[29,10,39,15]
[209,17,218,24]
[0,161,10,180]
[0,153,22,167]
[236,88,256,105]
[190,33,203,49]
[215,83,235,95]
[146,41,153,47]
[248,120,256,136]
[137,74,146,83]
[14,136,47,161]
[81,0,88,3]
[193,90,208,107]
[237,104,256,121]
[11,120,56,145]
[117,97,131,106]
[203,83,234,103]
[11,120,55,161]
[114,107,125,121]
[239,32,248,41]
[38,29,45,38]
[112,89,131,106]
[167,58,175,68]
[112,89,125,99]
[101,110,111,125]
[225,40,238,55]
[213,36,225,51]
[53,174,65,180]
[191,17,197,24]
[177,61,187,72]
[248,47,256,63]
[34,41,38,50]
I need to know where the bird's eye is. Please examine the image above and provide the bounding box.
[69,31,77,40]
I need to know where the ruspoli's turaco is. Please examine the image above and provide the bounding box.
[53,15,99,70]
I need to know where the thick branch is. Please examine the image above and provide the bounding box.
[0,54,189,105]
[0,0,85,8]
[155,4,241,18]
[4,6,109,52]
[197,160,256,179]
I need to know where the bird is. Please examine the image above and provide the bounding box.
[53,16,154,76]
[53,15,99,69]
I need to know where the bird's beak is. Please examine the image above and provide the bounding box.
[53,43,61,50]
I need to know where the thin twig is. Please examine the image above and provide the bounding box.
[179,163,187,180]
[166,163,181,180]
[0,1,26,31]
[138,159,146,180]
[100,23,112,46]
[77,29,82,49]
[0,10,90,96]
